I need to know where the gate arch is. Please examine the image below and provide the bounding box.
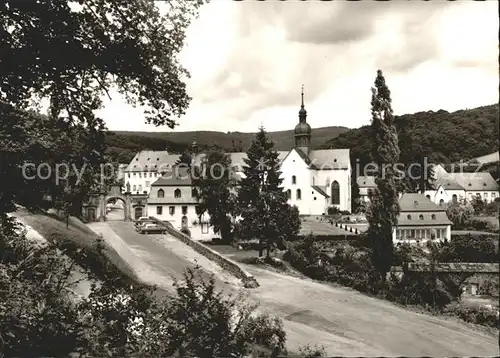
[98,185,132,221]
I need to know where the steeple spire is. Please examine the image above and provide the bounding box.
[298,84,307,122]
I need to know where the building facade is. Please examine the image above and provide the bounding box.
[394,193,452,242]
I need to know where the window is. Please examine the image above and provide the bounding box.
[439,199,444,207]
[201,222,209,234]
[331,181,340,205]
[174,189,181,198]
[296,189,301,200]
[195,206,202,215]
[292,176,296,185]
[169,206,175,215]
[419,214,424,220]
[145,181,150,187]
[312,177,315,185]
[157,189,164,198]
[127,173,130,178]
[483,193,488,199]
[431,214,436,220]
[138,185,142,192]
[452,194,457,203]
[139,173,141,178]
[287,189,291,200]
[156,206,163,215]
[182,206,188,215]
[150,172,153,178]
[407,214,411,220]
[410,229,415,238]
[492,193,496,200]
[436,229,442,239]
[426,194,431,199]
[367,188,374,196]
[133,185,137,191]
[133,173,136,177]
[191,188,198,198]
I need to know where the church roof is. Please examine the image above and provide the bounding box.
[311,185,329,198]
[308,149,350,170]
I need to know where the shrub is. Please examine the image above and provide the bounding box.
[443,303,499,328]
[298,344,326,357]
[1,218,289,357]
[484,200,500,216]
[439,234,498,263]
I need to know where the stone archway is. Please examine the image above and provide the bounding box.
[98,185,132,221]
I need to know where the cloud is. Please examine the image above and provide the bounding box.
[100,1,498,134]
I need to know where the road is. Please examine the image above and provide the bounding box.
[89,221,499,356]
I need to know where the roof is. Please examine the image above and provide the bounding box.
[433,176,465,190]
[396,211,452,226]
[447,172,499,191]
[308,149,350,170]
[399,193,446,212]
[311,185,329,197]
[125,150,179,172]
[151,165,242,187]
[357,176,376,188]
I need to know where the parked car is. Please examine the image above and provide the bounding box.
[134,217,151,228]
[138,223,167,234]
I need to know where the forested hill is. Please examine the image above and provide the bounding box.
[107,126,349,163]
[320,104,499,166]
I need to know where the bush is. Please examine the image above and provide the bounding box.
[439,234,498,263]
[0,217,289,357]
[443,303,499,328]
[484,201,500,216]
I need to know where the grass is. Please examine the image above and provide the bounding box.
[15,207,137,284]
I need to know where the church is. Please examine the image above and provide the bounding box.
[124,89,352,237]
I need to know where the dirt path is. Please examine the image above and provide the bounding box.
[87,221,499,356]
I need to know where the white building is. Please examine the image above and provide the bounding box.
[147,166,221,241]
[394,193,452,242]
[423,165,499,205]
[357,176,376,202]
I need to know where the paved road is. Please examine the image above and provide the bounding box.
[89,221,239,293]
[90,221,499,356]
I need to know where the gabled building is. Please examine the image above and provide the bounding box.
[394,193,452,242]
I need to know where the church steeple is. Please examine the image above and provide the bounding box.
[299,84,307,122]
[294,84,312,155]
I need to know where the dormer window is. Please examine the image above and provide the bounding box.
[419,214,424,220]
[483,183,487,187]
[431,214,436,220]
[157,157,160,161]
[174,189,181,198]
[407,214,411,220]
[147,158,150,161]
[136,158,139,161]
[157,189,164,198]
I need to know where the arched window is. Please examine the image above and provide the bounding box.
[407,214,411,220]
[426,195,430,200]
[292,175,296,185]
[174,188,181,198]
[452,194,457,203]
[331,181,340,205]
[439,199,444,207]
[419,214,424,220]
[296,189,301,200]
[431,214,436,220]
[287,189,291,200]
[157,189,164,198]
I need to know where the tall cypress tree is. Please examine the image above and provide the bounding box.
[237,126,300,257]
[366,70,401,279]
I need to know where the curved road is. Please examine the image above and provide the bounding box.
[90,221,499,356]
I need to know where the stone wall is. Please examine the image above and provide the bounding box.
[149,217,259,288]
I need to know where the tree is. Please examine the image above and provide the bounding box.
[192,145,238,244]
[366,70,401,279]
[446,201,474,229]
[237,127,300,257]
[175,150,192,169]
[0,0,205,218]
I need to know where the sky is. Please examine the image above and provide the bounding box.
[99,0,499,133]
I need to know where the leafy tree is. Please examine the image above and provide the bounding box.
[470,196,486,215]
[446,201,474,229]
[237,127,300,257]
[366,70,401,279]
[192,145,238,244]
[0,0,205,218]
[438,234,497,263]
[175,149,192,169]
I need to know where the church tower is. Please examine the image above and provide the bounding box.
[294,85,312,156]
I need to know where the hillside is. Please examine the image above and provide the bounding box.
[109,126,349,163]
[320,104,499,168]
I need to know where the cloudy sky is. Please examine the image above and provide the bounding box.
[99,0,498,133]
